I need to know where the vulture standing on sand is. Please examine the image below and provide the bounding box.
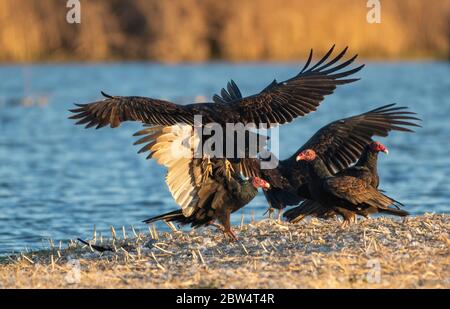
[292,148,409,226]
[284,141,389,223]
[69,46,363,237]
[215,103,421,219]
[142,155,270,240]
[134,124,271,240]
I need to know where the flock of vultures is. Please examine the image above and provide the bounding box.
[70,46,421,241]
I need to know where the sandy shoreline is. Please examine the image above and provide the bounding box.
[0,214,448,288]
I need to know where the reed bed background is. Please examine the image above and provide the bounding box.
[0,0,448,63]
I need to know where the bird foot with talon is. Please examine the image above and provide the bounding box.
[224,228,238,241]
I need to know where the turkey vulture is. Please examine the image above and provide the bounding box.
[294,148,408,226]
[135,125,269,240]
[234,105,421,219]
[143,169,270,241]
[284,141,388,223]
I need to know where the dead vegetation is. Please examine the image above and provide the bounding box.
[0,0,448,62]
[0,214,448,288]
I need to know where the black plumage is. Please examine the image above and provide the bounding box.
[293,149,408,226]
[212,69,421,217]
[143,160,270,240]
[234,105,420,218]
[69,45,363,129]
[126,125,272,240]
[284,141,388,223]
[68,46,364,236]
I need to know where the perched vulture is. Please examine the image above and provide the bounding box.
[211,66,420,219]
[233,104,421,219]
[292,148,408,226]
[284,141,388,223]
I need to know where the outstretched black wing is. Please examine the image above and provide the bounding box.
[70,46,363,129]
[69,93,196,128]
[212,80,243,104]
[214,45,364,125]
[243,104,420,211]
[286,104,421,173]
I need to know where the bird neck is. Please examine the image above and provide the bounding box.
[309,157,333,180]
[240,180,258,204]
[356,148,378,173]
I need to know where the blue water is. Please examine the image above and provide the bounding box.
[0,61,449,255]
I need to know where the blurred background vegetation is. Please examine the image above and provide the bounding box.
[0,0,448,63]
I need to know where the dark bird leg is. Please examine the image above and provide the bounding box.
[219,209,238,241]
[341,219,351,228]
[341,213,356,228]
[277,209,284,223]
[335,208,354,228]
[224,228,238,241]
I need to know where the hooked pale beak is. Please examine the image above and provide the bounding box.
[263,182,271,190]
[382,148,389,155]
[296,154,304,161]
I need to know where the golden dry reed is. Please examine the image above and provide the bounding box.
[0,0,448,63]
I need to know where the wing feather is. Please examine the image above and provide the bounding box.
[286,104,421,173]
[69,94,195,128]
[211,45,364,126]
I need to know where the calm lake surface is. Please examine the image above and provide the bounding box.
[0,61,449,255]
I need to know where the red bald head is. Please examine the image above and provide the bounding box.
[369,141,388,154]
[296,149,317,162]
[252,177,271,190]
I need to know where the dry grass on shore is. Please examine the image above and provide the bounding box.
[0,214,448,288]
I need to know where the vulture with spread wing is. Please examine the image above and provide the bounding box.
[69,46,361,237]
[70,46,362,179]
[292,148,408,226]
[70,45,362,129]
[135,125,270,240]
[284,141,389,223]
[230,105,421,219]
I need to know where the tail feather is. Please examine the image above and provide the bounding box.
[379,207,409,217]
[143,209,185,224]
[366,189,409,217]
[387,195,404,209]
[284,200,335,223]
